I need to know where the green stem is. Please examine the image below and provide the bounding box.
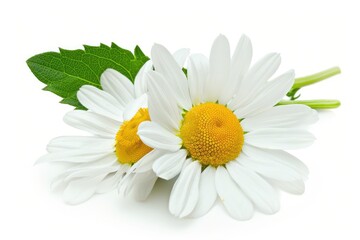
[278,99,341,109]
[292,66,341,90]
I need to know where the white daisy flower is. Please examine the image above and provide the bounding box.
[37,49,190,205]
[137,35,318,220]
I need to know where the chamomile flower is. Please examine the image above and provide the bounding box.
[37,49,189,204]
[138,35,318,220]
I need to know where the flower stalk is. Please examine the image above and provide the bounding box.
[292,66,341,90]
[285,66,342,109]
[278,99,341,109]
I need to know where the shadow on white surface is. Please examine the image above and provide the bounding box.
[114,178,194,229]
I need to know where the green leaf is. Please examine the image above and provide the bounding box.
[26,44,149,109]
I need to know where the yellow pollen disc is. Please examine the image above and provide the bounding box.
[180,103,244,167]
[115,108,152,164]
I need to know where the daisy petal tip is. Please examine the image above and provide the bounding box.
[76,90,83,100]
[116,185,122,196]
[179,211,190,219]
[213,34,230,46]
[100,68,114,79]
[169,208,180,218]
[50,181,62,191]
[174,48,190,56]
[173,48,191,67]
[306,132,316,142]
[62,111,76,125]
[240,33,250,39]
[99,70,109,84]
[100,68,123,87]
[239,34,252,45]
[152,43,162,48]
[287,69,295,78]
[117,184,127,198]
[152,167,173,180]
[151,43,166,54]
[230,211,254,221]
[77,84,91,93]
[311,109,320,122]
[277,69,295,88]
[270,203,281,215]
[34,153,52,165]
[34,157,44,166]
[102,68,116,75]
[63,197,86,206]
[216,33,227,40]
[267,52,281,62]
[258,198,280,215]
[63,189,91,205]
[137,120,151,132]
[169,206,190,219]
[265,208,280,216]
[297,189,305,195]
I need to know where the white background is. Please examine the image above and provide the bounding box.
[2,0,359,239]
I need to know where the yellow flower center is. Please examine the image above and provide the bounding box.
[115,108,152,164]
[180,103,244,167]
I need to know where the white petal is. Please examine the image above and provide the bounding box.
[172,48,190,67]
[134,60,153,97]
[47,136,113,153]
[77,153,118,168]
[228,53,281,110]
[96,169,125,194]
[51,159,116,190]
[152,150,187,180]
[138,121,182,152]
[187,54,209,105]
[64,110,120,138]
[50,156,118,190]
[190,166,217,218]
[237,153,304,182]
[134,50,189,98]
[242,144,309,179]
[245,128,315,150]
[123,94,148,121]
[220,34,252,104]
[100,68,135,108]
[118,170,135,197]
[241,104,318,131]
[77,85,123,121]
[128,149,163,174]
[169,161,201,218]
[215,166,254,220]
[51,169,78,190]
[234,70,295,118]
[204,35,230,103]
[129,171,158,201]
[226,161,280,214]
[147,71,182,131]
[63,174,106,205]
[37,147,113,164]
[181,158,193,171]
[267,179,305,195]
[151,44,192,110]
[64,166,119,182]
